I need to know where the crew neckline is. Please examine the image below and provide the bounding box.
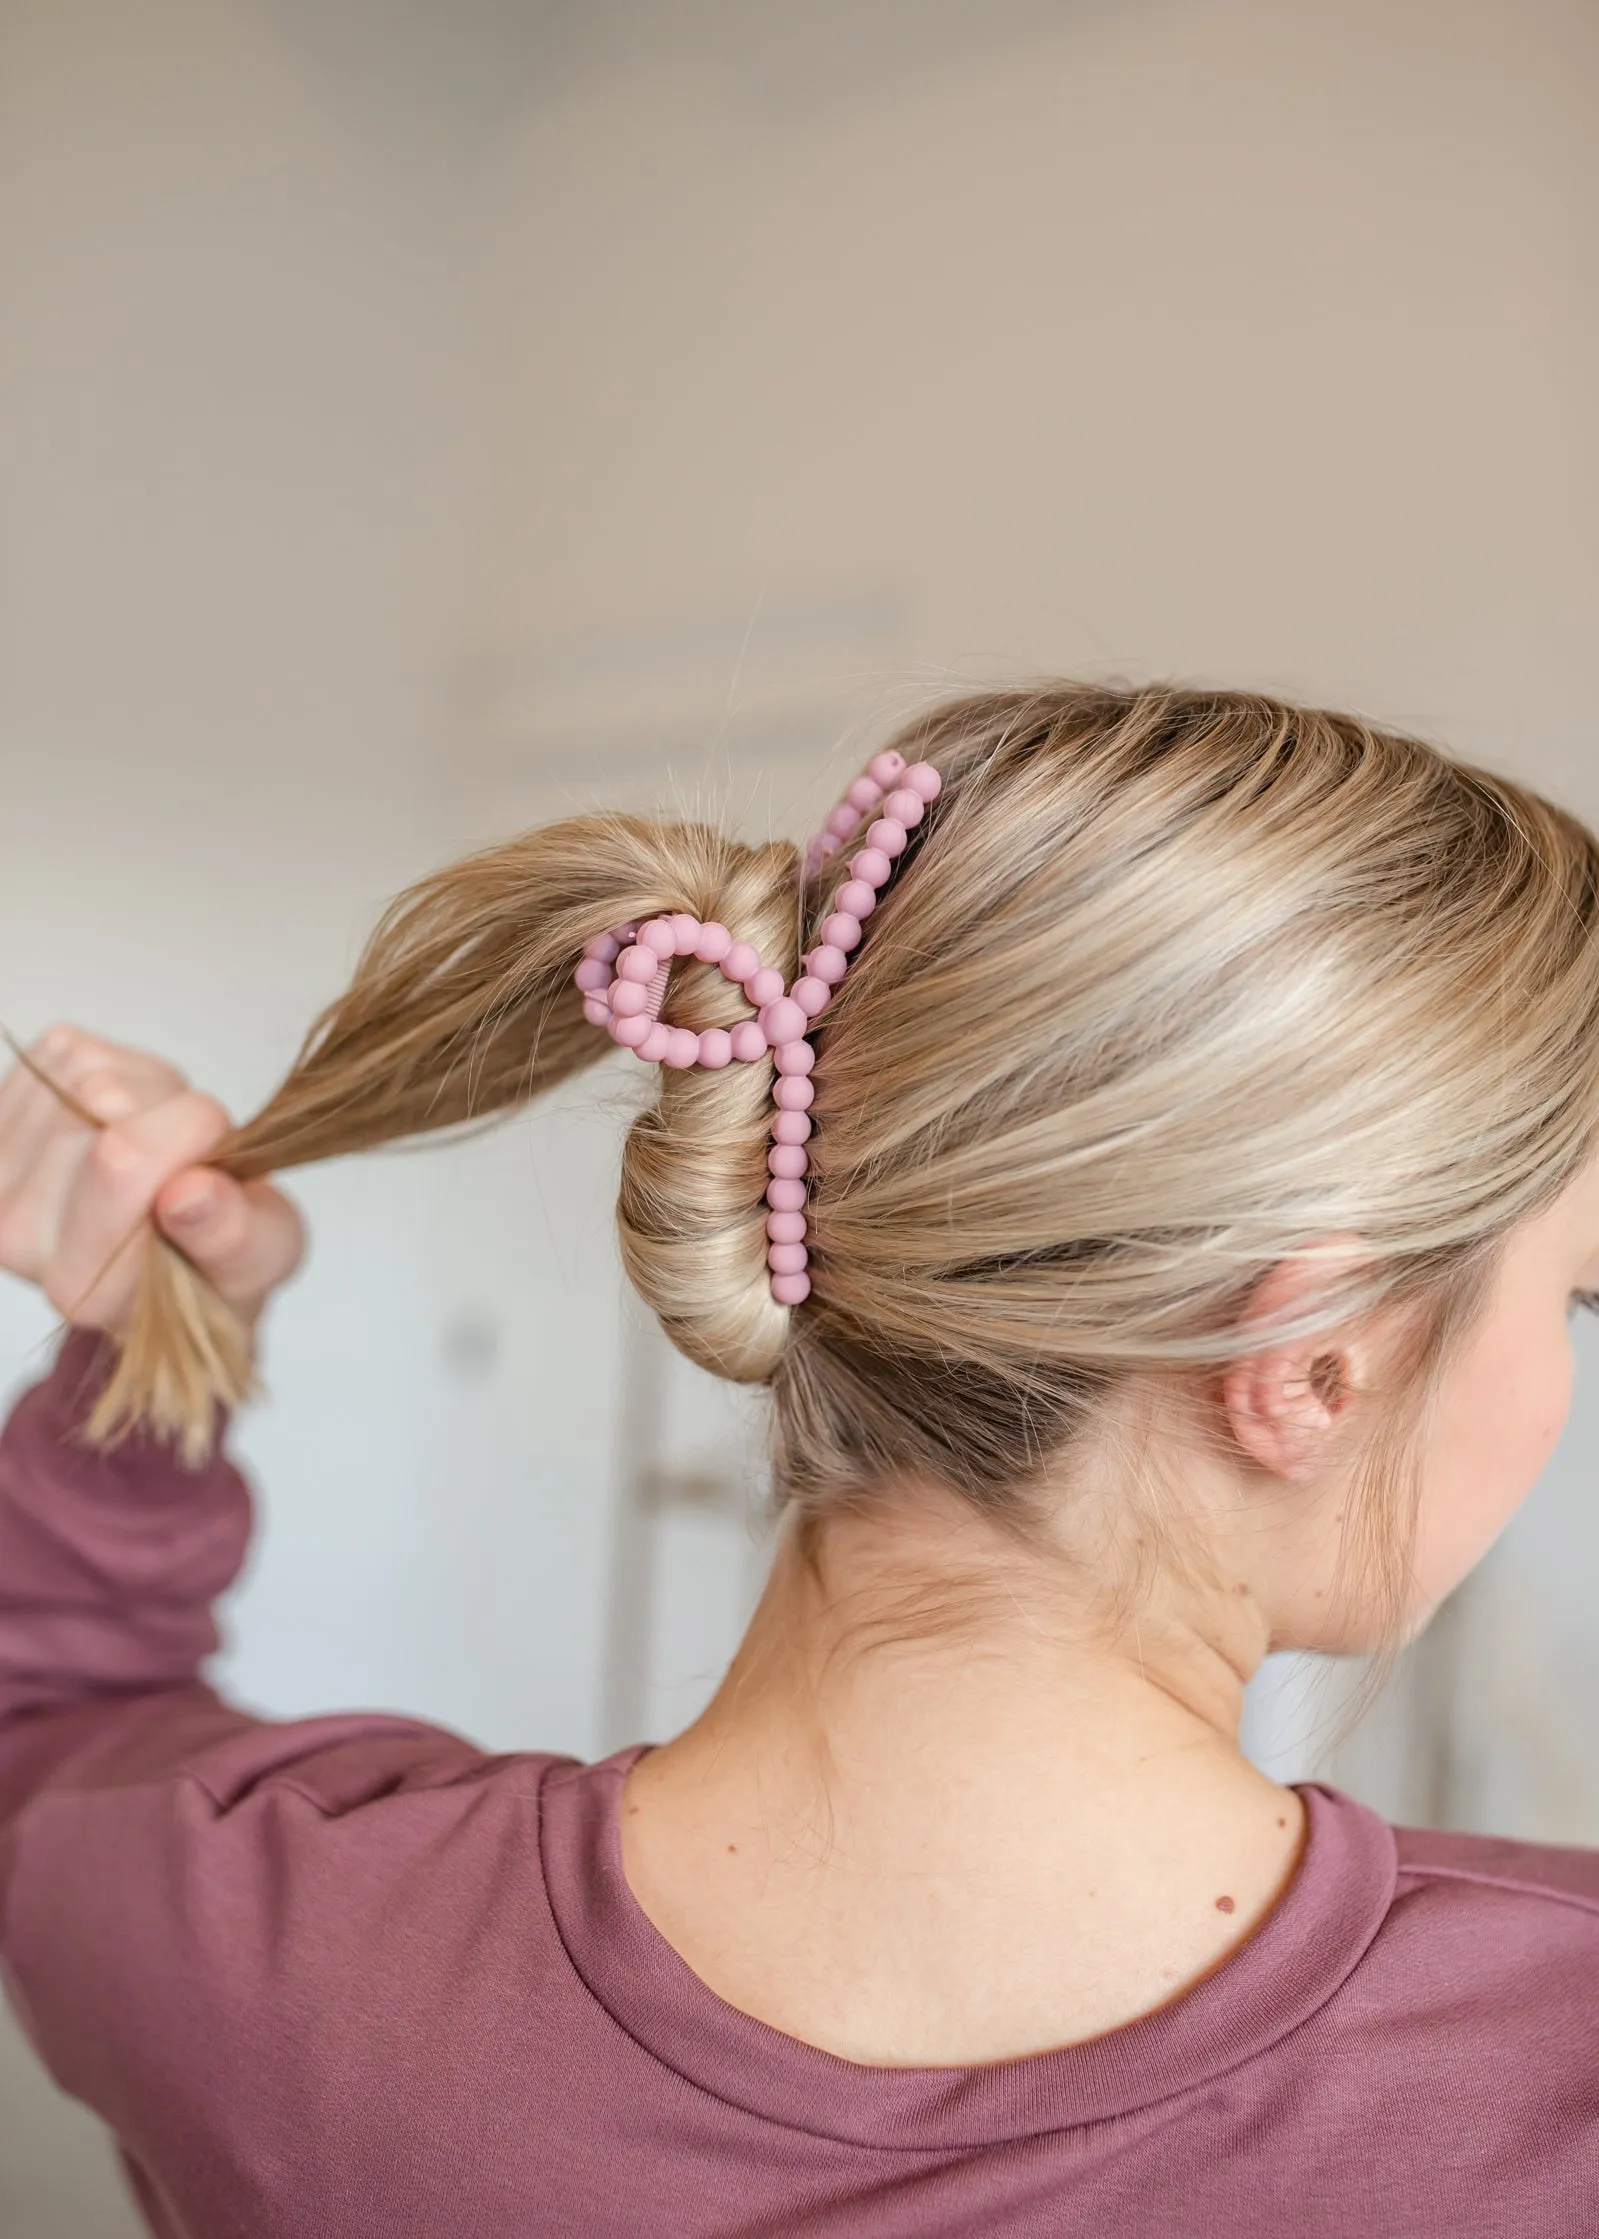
[537,1745,1398,2151]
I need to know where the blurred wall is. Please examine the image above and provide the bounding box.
[1,1,1597,2230]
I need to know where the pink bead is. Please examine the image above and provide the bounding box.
[853,848,893,887]
[774,1040,815,1075]
[759,997,807,1046]
[609,980,649,1017]
[867,818,907,857]
[825,803,860,840]
[821,912,861,951]
[582,995,612,1027]
[611,1013,652,1047]
[662,1027,700,1069]
[882,789,924,827]
[846,777,883,813]
[696,1028,733,1069]
[767,1209,807,1243]
[817,835,842,862]
[903,761,942,803]
[766,1177,807,1211]
[746,966,785,1005]
[791,977,830,1018]
[773,1110,813,1145]
[636,1022,671,1062]
[671,913,702,954]
[639,919,676,959]
[773,1073,814,1109]
[809,945,848,984]
[618,946,658,985]
[767,1242,809,1276]
[582,932,621,963]
[694,921,732,963]
[722,941,760,984]
[836,880,876,918]
[770,1269,812,1305]
[769,1144,809,1179]
[574,956,612,992]
[729,1021,768,1063]
[868,750,907,788]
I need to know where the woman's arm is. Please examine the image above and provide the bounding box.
[0,1324,512,2192]
[0,1023,301,1804]
[0,1029,505,2175]
[0,1323,255,1816]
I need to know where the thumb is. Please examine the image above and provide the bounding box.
[153,1167,307,1316]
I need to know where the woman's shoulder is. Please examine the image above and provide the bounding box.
[1363,1809,1599,2028]
[1290,1783,1599,2047]
[1390,1816,1599,1916]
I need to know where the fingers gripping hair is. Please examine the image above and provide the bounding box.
[83,811,799,1462]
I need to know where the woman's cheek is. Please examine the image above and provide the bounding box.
[1414,1319,1574,1606]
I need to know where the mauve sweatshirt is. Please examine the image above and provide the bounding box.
[2,1333,1598,2237]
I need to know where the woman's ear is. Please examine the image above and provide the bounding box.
[1221,1233,1372,1484]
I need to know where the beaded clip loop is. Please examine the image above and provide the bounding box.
[572,749,942,1304]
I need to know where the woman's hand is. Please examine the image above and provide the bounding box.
[0,1025,304,1336]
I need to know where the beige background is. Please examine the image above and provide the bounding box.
[1,1,1596,2228]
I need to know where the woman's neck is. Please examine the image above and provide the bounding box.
[620,1497,1309,2066]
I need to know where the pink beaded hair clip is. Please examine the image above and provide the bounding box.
[571,749,943,1305]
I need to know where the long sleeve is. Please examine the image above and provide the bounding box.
[0,1328,256,1809]
[0,1329,536,2236]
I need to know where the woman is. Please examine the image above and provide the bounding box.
[2,683,1597,2235]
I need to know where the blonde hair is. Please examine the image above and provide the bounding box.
[90,683,1599,1646]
